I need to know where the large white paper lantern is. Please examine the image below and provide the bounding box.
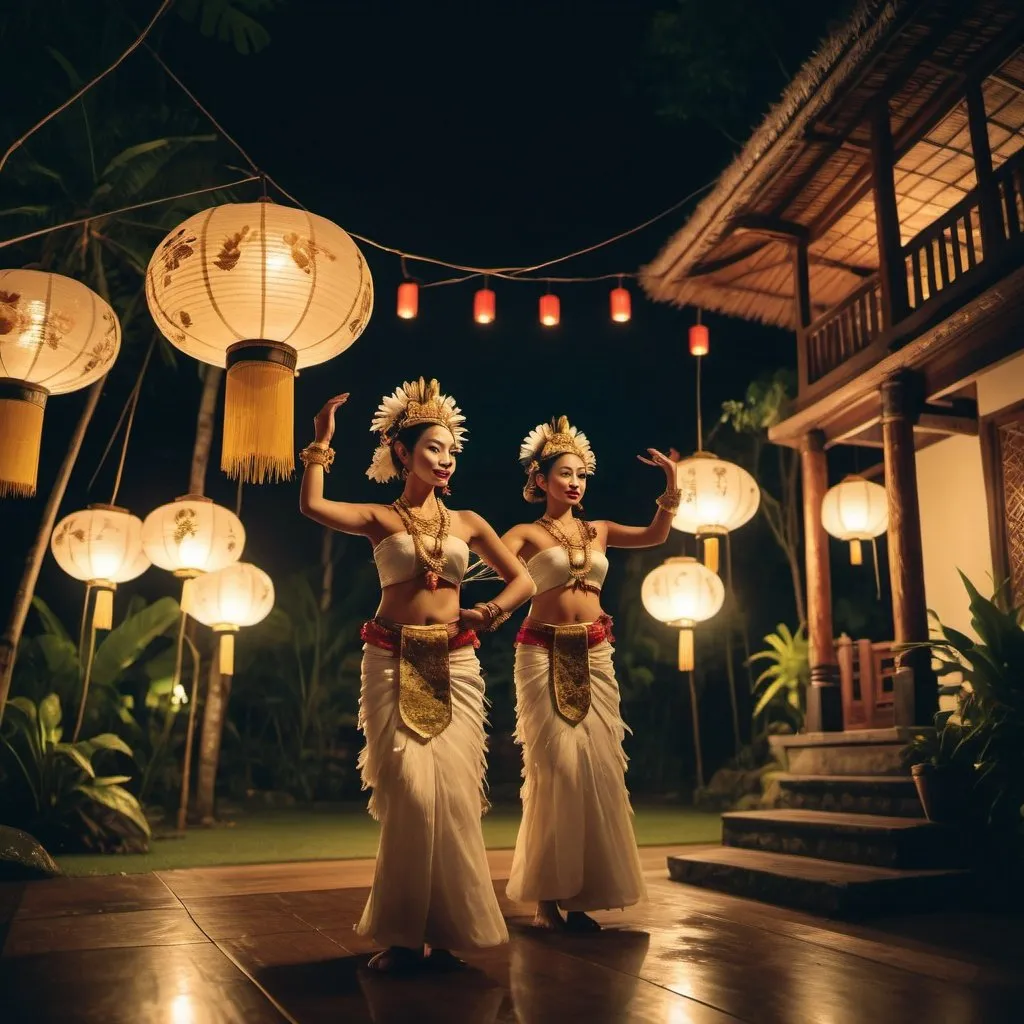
[51,504,150,628]
[642,556,725,670]
[141,494,244,582]
[186,562,274,674]
[672,452,760,572]
[821,474,888,565]
[0,270,120,497]
[145,200,374,484]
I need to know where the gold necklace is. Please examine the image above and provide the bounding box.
[393,496,450,591]
[538,515,595,593]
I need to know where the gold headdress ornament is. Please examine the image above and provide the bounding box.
[519,415,596,503]
[366,377,467,483]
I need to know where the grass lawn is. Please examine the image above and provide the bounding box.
[55,803,722,877]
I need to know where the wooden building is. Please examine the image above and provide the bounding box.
[643,0,1024,734]
[642,0,1024,911]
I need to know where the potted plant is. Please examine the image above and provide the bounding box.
[900,710,973,823]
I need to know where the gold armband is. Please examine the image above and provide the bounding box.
[656,487,682,513]
[299,443,335,472]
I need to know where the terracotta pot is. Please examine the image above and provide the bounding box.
[910,763,969,823]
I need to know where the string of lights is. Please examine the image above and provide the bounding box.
[0,12,717,328]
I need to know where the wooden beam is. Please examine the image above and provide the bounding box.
[881,374,936,726]
[794,238,811,392]
[991,70,1024,95]
[870,101,910,328]
[688,241,771,277]
[966,80,1004,257]
[733,214,808,241]
[800,430,842,732]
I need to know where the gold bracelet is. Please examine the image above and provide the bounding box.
[656,487,682,513]
[486,610,511,632]
[299,443,335,472]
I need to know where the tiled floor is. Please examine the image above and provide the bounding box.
[2,846,1022,1023]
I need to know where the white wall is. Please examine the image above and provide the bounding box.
[915,434,991,639]
[915,348,1024,637]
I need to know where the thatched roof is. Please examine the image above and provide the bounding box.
[640,0,1024,329]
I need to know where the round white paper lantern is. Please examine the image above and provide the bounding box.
[642,556,725,670]
[51,504,149,628]
[145,201,373,484]
[0,270,120,497]
[821,474,888,565]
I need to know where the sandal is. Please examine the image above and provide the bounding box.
[365,946,424,973]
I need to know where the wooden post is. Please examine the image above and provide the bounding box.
[870,101,909,328]
[881,374,936,726]
[800,430,842,732]
[966,81,1003,258]
[793,238,812,393]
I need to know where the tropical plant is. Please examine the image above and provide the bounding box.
[900,709,973,771]
[0,694,150,853]
[749,622,809,732]
[897,572,1024,832]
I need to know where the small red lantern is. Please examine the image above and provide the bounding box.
[396,281,418,320]
[610,284,631,323]
[689,323,709,356]
[474,287,496,324]
[539,293,560,327]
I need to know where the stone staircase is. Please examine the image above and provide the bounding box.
[668,728,972,917]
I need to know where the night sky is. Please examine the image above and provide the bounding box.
[2,1,818,643]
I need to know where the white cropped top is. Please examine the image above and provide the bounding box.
[373,533,469,588]
[526,545,609,596]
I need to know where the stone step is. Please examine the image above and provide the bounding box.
[776,773,924,818]
[667,846,971,918]
[722,809,968,869]
[770,728,921,777]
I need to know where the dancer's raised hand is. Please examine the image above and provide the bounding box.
[313,393,349,445]
[637,447,677,484]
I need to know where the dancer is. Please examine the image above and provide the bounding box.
[299,378,535,971]
[503,417,679,930]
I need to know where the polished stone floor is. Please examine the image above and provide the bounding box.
[2,845,1022,1023]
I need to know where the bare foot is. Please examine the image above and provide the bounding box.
[564,911,602,932]
[426,948,466,971]
[365,946,424,973]
[532,900,566,930]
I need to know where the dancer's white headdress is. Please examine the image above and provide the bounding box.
[519,415,596,502]
[366,377,467,483]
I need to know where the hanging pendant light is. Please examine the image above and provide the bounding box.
[0,270,121,498]
[689,309,709,356]
[610,279,631,323]
[51,505,150,629]
[396,280,418,320]
[821,474,888,565]
[474,280,496,324]
[539,292,560,327]
[186,562,275,674]
[641,556,725,670]
[146,200,374,485]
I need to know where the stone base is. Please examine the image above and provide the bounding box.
[776,773,924,818]
[0,826,62,881]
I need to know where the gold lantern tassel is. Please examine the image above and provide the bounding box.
[678,627,695,672]
[701,535,720,574]
[92,587,114,630]
[218,630,236,675]
[849,538,863,566]
[222,342,297,485]
[0,383,47,498]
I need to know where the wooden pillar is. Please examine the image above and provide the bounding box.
[801,430,842,732]
[793,238,812,393]
[881,374,936,726]
[870,101,909,327]
[966,81,1003,257]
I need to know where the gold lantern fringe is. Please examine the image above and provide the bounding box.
[701,535,720,574]
[0,389,46,498]
[222,342,297,485]
[849,538,863,565]
[678,627,695,672]
[92,587,114,630]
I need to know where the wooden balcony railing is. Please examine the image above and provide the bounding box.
[904,189,983,310]
[805,276,883,385]
[800,145,1024,388]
